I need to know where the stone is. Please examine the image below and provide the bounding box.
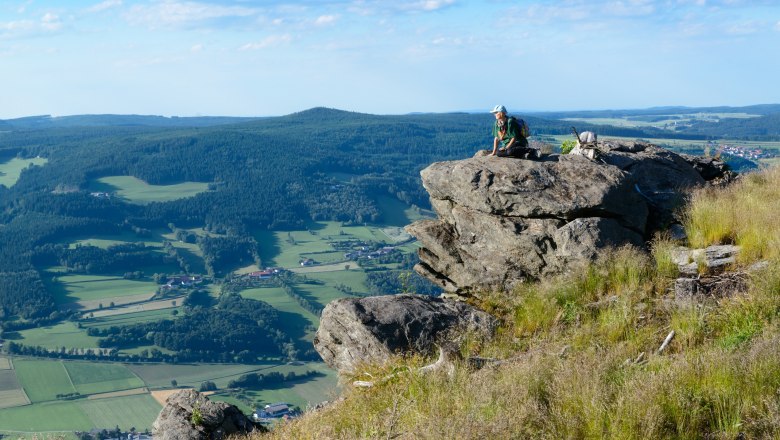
[152,389,264,440]
[313,294,497,374]
[407,141,714,294]
[674,273,749,300]
[670,244,740,276]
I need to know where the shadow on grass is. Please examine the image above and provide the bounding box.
[255,230,281,267]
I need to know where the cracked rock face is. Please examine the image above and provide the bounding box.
[407,141,709,294]
[313,294,497,374]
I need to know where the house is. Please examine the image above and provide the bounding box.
[248,269,274,279]
[256,402,291,419]
[165,275,204,288]
[299,258,315,266]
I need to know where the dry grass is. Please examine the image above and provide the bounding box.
[234,167,780,440]
[685,166,780,263]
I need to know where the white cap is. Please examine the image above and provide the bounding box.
[490,105,507,114]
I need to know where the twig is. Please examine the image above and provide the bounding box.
[657,330,675,354]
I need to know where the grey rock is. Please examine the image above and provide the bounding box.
[152,389,264,440]
[670,245,740,276]
[313,294,497,374]
[678,153,732,181]
[674,273,749,300]
[407,140,707,294]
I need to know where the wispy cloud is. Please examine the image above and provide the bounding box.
[403,0,456,12]
[86,0,123,14]
[239,34,292,51]
[124,1,258,29]
[1,12,62,39]
[314,14,338,26]
[726,20,760,34]
[40,13,61,31]
[519,0,659,24]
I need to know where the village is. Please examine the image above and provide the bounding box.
[710,141,778,160]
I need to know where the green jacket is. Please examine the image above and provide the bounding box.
[493,116,523,147]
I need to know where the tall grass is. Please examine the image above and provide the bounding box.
[685,166,780,262]
[236,167,780,440]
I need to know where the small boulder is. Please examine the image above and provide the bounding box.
[152,389,264,440]
[670,244,740,276]
[313,294,497,374]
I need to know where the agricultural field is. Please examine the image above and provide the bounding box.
[14,359,76,402]
[87,175,211,205]
[0,400,93,434]
[126,361,327,391]
[78,394,161,431]
[240,286,320,336]
[562,112,761,129]
[202,363,338,412]
[43,272,159,308]
[9,321,101,350]
[64,362,145,395]
[0,157,48,188]
[68,230,165,250]
[0,359,30,410]
[80,308,178,331]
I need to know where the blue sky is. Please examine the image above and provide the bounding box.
[1,0,779,118]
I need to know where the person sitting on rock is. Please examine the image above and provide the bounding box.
[488,105,540,159]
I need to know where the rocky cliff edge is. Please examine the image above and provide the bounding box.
[406,140,730,295]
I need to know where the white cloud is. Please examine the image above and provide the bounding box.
[726,20,759,34]
[315,15,338,26]
[125,1,257,29]
[40,13,61,31]
[401,0,455,12]
[191,43,203,53]
[86,0,123,13]
[0,12,62,38]
[239,34,292,51]
[521,0,657,24]
[775,20,780,31]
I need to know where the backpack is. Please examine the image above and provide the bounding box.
[508,116,530,138]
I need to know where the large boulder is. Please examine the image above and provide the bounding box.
[407,141,717,295]
[313,294,497,374]
[152,389,264,440]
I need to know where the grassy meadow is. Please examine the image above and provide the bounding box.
[87,175,210,205]
[0,157,48,188]
[9,321,101,350]
[44,273,158,307]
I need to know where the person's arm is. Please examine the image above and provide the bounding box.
[504,118,518,149]
[491,136,500,155]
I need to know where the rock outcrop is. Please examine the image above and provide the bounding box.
[152,389,264,440]
[313,294,497,374]
[407,140,727,294]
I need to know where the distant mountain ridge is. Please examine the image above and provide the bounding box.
[0,114,262,129]
[527,103,780,119]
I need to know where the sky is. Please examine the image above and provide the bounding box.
[1,0,779,118]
